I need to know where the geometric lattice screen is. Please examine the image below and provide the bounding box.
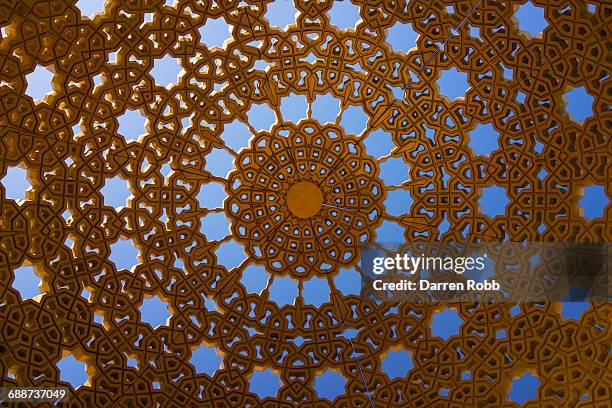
[0,1,610,406]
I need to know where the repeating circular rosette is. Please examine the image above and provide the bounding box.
[226,120,384,278]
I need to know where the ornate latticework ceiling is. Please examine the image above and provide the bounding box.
[0,0,610,406]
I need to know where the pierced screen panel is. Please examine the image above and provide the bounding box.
[0,1,610,407]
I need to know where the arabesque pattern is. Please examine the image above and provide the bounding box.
[0,0,610,407]
[227,120,384,278]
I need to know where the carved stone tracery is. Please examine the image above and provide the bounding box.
[0,1,610,407]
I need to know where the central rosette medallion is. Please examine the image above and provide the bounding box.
[226,120,384,278]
